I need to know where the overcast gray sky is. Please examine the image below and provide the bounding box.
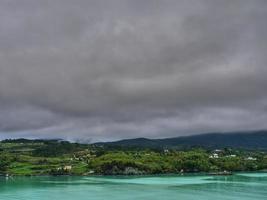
[0,0,267,142]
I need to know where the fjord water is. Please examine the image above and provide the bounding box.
[1,173,267,200]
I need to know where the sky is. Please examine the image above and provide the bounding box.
[0,0,267,142]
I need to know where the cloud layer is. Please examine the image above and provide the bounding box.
[0,0,267,141]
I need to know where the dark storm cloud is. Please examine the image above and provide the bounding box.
[0,0,267,141]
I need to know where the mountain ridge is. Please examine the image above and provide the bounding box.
[94,130,267,149]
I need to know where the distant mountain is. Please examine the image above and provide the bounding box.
[95,130,267,150]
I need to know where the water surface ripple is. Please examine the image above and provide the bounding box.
[1,173,267,200]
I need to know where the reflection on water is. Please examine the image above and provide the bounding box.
[1,173,267,200]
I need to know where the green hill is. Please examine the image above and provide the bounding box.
[95,130,267,150]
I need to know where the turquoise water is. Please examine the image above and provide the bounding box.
[1,173,267,200]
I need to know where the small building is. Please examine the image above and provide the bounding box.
[226,155,236,158]
[164,149,169,153]
[63,165,72,171]
[246,157,257,161]
[209,153,219,159]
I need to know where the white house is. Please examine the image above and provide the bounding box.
[246,157,257,161]
[209,153,219,159]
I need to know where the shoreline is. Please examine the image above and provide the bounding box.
[2,170,267,177]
